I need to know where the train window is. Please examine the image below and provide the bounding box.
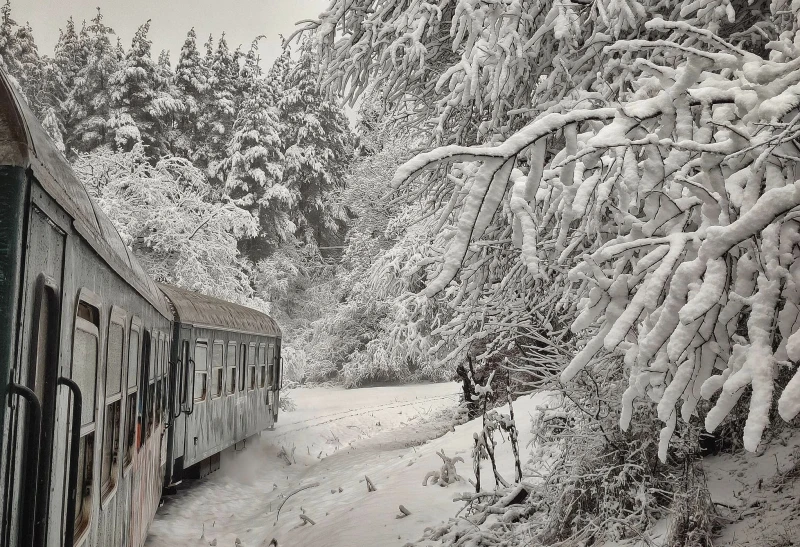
[100,400,121,499]
[276,344,281,389]
[238,343,246,393]
[248,344,256,391]
[74,432,94,539]
[128,328,139,389]
[73,319,99,425]
[267,344,275,389]
[125,321,141,467]
[211,342,223,398]
[101,312,125,500]
[162,341,169,417]
[275,343,281,390]
[226,343,236,394]
[155,334,163,424]
[258,344,266,388]
[72,298,100,540]
[138,330,150,448]
[106,321,124,396]
[146,336,156,438]
[194,342,208,402]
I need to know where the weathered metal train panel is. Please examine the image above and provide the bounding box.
[179,326,274,469]
[20,201,67,547]
[0,167,30,547]
[43,221,171,547]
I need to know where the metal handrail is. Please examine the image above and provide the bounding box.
[8,383,42,547]
[56,377,82,547]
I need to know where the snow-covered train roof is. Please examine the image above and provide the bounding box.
[157,283,281,338]
[0,69,171,317]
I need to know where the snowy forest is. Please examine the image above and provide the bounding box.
[9,0,800,544]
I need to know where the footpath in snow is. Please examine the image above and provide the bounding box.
[146,382,552,546]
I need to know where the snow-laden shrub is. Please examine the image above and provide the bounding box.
[280,346,309,384]
[532,364,714,546]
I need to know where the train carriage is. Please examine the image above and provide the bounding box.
[0,65,282,547]
[158,283,281,483]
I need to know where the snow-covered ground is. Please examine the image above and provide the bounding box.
[146,383,552,546]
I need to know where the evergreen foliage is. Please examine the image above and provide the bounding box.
[278,41,354,245]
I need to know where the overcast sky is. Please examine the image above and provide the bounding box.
[16,0,330,68]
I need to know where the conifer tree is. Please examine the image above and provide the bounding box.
[52,18,90,156]
[221,38,286,259]
[278,42,353,245]
[264,48,290,106]
[0,0,21,81]
[71,8,119,153]
[108,20,163,156]
[173,28,206,159]
[198,32,238,182]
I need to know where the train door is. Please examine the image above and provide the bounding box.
[170,333,190,478]
[267,341,277,423]
[1,201,65,547]
[235,343,247,441]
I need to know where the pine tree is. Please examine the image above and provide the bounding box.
[197,32,237,182]
[173,28,207,160]
[71,8,119,153]
[0,0,21,81]
[278,42,353,245]
[53,17,90,157]
[264,48,290,107]
[108,20,165,157]
[221,38,286,259]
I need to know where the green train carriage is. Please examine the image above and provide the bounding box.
[0,68,282,547]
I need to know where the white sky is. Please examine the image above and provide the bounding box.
[15,0,330,68]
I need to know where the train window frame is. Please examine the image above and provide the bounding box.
[258,343,266,388]
[248,343,256,391]
[238,343,247,394]
[138,329,151,448]
[211,341,224,399]
[193,340,209,403]
[146,335,156,439]
[180,340,190,410]
[155,332,164,426]
[100,306,126,503]
[226,342,237,395]
[162,339,169,421]
[72,290,102,544]
[268,343,276,389]
[124,317,141,471]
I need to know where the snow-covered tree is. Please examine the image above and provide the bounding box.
[74,144,264,307]
[197,33,238,180]
[221,39,287,259]
[264,48,291,107]
[108,20,166,156]
[278,41,354,245]
[173,28,207,159]
[306,0,800,461]
[71,8,119,153]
